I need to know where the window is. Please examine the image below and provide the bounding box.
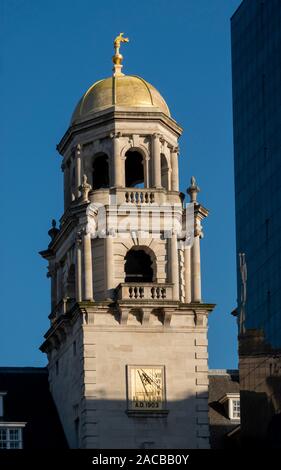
[231,399,240,420]
[0,428,23,449]
[218,393,240,421]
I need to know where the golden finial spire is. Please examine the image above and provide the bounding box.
[112,32,129,76]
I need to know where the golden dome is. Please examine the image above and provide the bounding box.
[71,75,170,124]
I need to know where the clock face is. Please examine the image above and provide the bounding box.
[128,366,165,411]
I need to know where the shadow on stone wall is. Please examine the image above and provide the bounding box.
[70,392,210,449]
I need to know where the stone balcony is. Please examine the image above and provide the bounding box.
[88,187,182,206]
[116,283,173,301]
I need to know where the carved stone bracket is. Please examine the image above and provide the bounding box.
[194,218,204,238]
[163,309,172,327]
[194,311,206,327]
[119,307,130,325]
[141,308,151,325]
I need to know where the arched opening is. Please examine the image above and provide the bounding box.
[161,153,169,190]
[66,264,76,299]
[125,150,144,188]
[125,248,154,283]
[92,153,110,190]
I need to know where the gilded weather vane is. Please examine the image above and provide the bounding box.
[112,32,129,76]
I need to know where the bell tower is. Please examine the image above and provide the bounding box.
[40,35,214,449]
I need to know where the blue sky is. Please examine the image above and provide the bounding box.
[1,0,241,368]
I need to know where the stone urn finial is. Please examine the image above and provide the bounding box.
[79,174,92,203]
[187,176,200,203]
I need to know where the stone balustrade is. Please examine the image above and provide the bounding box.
[125,190,155,204]
[87,188,181,206]
[116,283,173,301]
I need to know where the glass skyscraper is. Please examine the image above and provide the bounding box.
[231,0,281,446]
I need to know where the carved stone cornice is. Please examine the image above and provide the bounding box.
[170,145,179,154]
[109,131,122,139]
[57,108,183,156]
[152,132,163,140]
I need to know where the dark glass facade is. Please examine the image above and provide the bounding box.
[231,0,281,445]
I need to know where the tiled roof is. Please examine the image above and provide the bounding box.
[208,369,240,449]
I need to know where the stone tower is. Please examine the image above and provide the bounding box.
[40,35,214,449]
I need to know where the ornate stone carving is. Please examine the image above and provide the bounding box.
[79,174,92,202]
[187,176,200,203]
[109,132,122,139]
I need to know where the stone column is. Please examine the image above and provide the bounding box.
[63,161,71,209]
[75,144,82,198]
[76,233,82,302]
[171,146,179,191]
[187,177,202,302]
[111,133,124,187]
[169,231,179,300]
[48,266,57,310]
[144,156,150,188]
[191,232,201,302]
[105,232,114,299]
[184,245,191,303]
[56,263,62,302]
[83,231,93,301]
[152,134,161,188]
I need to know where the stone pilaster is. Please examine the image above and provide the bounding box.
[75,144,82,198]
[83,230,93,301]
[76,232,83,302]
[105,231,114,299]
[192,234,201,302]
[184,245,191,303]
[47,265,57,310]
[111,132,124,187]
[152,133,161,188]
[169,230,179,300]
[56,262,63,303]
[171,146,179,191]
[63,160,71,208]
